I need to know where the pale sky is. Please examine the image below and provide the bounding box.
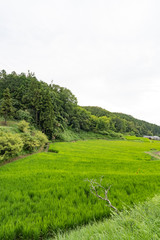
[1,0,160,125]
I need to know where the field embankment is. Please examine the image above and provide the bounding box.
[0,139,160,239]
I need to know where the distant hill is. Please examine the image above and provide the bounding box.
[83,106,160,136]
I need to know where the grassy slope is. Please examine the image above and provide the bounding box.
[1,140,160,239]
[56,128,123,142]
[54,195,160,240]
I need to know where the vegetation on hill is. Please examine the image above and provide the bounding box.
[1,139,160,239]
[0,119,48,162]
[0,70,160,141]
[84,106,160,136]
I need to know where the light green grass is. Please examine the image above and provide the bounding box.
[53,195,160,240]
[1,140,160,239]
[125,135,150,142]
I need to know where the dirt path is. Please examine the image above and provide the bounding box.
[145,151,160,160]
[0,143,50,167]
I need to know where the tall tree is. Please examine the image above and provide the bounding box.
[39,89,55,138]
[0,88,14,125]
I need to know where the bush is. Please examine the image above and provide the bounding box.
[16,110,32,122]
[98,130,110,135]
[21,131,48,152]
[0,132,24,161]
[108,130,124,139]
[21,133,39,152]
[33,130,48,146]
[18,120,30,133]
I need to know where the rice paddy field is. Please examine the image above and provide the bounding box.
[1,139,160,239]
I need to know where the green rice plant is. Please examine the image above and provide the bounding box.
[125,135,150,142]
[0,140,160,239]
[54,195,160,240]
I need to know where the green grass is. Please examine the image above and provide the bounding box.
[1,140,160,239]
[125,135,150,142]
[53,195,160,240]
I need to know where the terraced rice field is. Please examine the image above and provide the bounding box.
[0,139,160,239]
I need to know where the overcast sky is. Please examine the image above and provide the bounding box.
[1,0,160,125]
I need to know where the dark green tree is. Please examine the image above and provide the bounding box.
[0,88,14,125]
[39,89,55,138]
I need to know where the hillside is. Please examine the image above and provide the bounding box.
[0,70,160,140]
[83,106,160,136]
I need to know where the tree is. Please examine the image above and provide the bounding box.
[0,88,14,125]
[39,89,55,138]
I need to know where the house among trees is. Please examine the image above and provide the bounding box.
[143,136,160,140]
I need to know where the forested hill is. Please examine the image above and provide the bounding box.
[0,70,160,139]
[83,106,160,136]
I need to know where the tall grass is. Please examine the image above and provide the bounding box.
[0,140,160,239]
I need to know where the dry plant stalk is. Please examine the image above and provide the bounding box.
[86,178,119,214]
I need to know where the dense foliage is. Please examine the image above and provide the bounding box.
[84,106,160,136]
[0,120,48,162]
[0,88,14,125]
[0,70,160,138]
[0,132,23,161]
[0,139,160,239]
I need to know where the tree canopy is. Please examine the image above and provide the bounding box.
[0,88,14,125]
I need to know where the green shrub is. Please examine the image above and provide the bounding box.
[21,133,40,152]
[16,110,32,122]
[0,132,23,161]
[109,130,124,139]
[18,120,30,133]
[21,131,48,152]
[33,130,48,146]
[98,130,110,135]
